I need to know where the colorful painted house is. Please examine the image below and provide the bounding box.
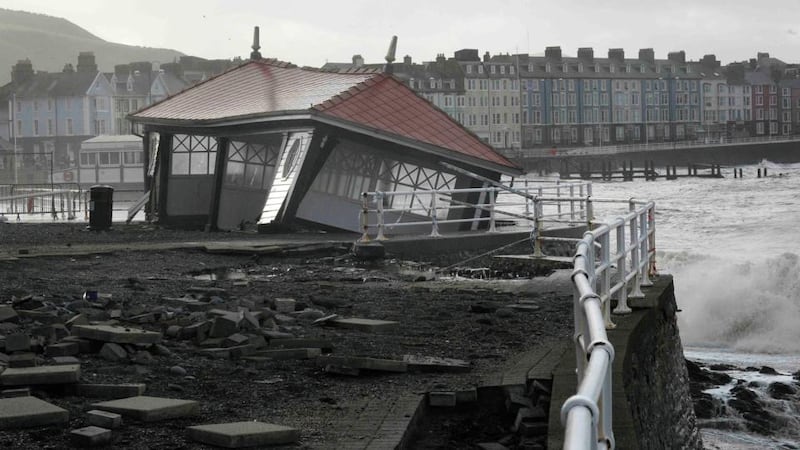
[129,34,521,232]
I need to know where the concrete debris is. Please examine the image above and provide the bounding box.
[328,317,399,332]
[0,396,70,429]
[187,421,300,448]
[403,355,471,373]
[70,425,112,447]
[86,409,123,429]
[99,343,127,362]
[92,395,199,422]
[71,325,162,345]
[0,364,81,386]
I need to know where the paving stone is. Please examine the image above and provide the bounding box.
[1,364,80,386]
[61,336,96,354]
[268,338,334,352]
[1,387,30,398]
[70,425,112,446]
[71,325,162,345]
[5,333,30,353]
[429,391,457,407]
[316,355,406,373]
[0,306,19,323]
[322,365,361,376]
[75,383,146,399]
[46,342,80,357]
[99,343,128,362]
[65,313,90,329]
[187,421,300,448]
[86,410,123,429]
[92,396,199,422]
[328,318,399,332]
[8,352,36,368]
[0,396,69,429]
[209,314,241,338]
[403,355,471,373]
[223,333,249,347]
[476,443,510,450]
[252,348,321,360]
[273,298,296,313]
[52,356,82,365]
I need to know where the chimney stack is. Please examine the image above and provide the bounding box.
[608,48,625,61]
[638,48,655,63]
[11,59,34,83]
[545,46,562,60]
[667,51,686,63]
[577,48,594,62]
[77,52,97,73]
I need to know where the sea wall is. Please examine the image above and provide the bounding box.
[549,275,703,449]
[621,276,703,449]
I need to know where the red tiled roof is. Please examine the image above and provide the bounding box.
[314,75,517,169]
[132,60,518,171]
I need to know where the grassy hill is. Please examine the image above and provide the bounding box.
[0,8,185,84]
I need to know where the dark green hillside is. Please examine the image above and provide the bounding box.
[0,8,184,83]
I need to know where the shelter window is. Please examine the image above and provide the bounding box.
[171,134,217,175]
[225,136,282,189]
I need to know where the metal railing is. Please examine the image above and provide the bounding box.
[510,133,800,158]
[561,198,656,450]
[358,179,593,241]
[0,183,84,221]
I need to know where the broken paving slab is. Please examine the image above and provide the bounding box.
[92,396,199,422]
[71,325,162,345]
[1,364,80,386]
[187,421,300,448]
[316,355,407,373]
[327,318,399,332]
[0,396,69,429]
[268,338,333,352]
[403,355,471,373]
[70,425,112,447]
[251,348,321,360]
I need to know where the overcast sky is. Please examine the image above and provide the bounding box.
[3,0,800,66]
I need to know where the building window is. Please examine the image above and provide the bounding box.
[66,119,73,135]
[490,65,496,74]
[478,65,484,74]
[33,120,39,136]
[500,66,505,74]
[545,63,551,73]
[466,65,472,74]
[171,134,218,175]
[48,119,53,135]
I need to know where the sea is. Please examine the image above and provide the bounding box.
[584,160,800,449]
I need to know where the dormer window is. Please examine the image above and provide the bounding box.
[640,64,646,73]
[491,65,496,74]
[562,63,568,73]
[594,63,600,73]
[546,63,551,73]
[610,64,616,73]
[126,79,133,92]
[478,65,484,74]
[528,63,534,72]
[466,65,472,74]
[578,63,584,73]
[500,66,505,74]
[510,66,515,75]
[626,64,631,73]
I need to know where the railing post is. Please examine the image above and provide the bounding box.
[648,204,657,277]
[524,179,531,218]
[599,232,615,329]
[613,221,632,314]
[639,208,653,287]
[628,200,645,298]
[429,191,441,237]
[376,191,387,241]
[358,192,371,242]
[556,179,562,219]
[569,185,576,221]
[488,188,497,233]
[586,195,594,230]
[532,195,543,257]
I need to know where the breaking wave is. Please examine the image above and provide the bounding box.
[674,252,800,354]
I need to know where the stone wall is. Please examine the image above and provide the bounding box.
[548,275,703,449]
[622,276,703,449]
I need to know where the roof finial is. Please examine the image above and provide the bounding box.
[251,26,262,60]
[383,36,398,74]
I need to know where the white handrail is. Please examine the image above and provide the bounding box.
[562,198,656,450]
[358,179,594,241]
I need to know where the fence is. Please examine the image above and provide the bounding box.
[0,184,147,223]
[358,178,594,241]
[0,183,83,221]
[561,199,656,449]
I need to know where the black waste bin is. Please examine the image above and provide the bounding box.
[89,185,114,230]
